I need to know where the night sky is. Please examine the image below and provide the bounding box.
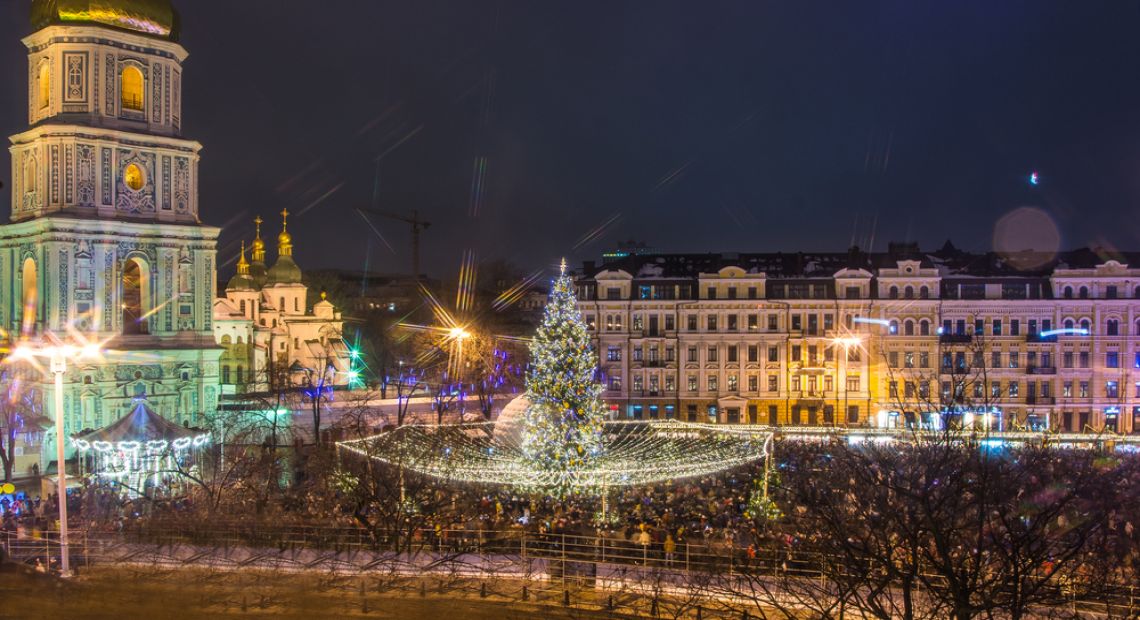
[2,1,1140,281]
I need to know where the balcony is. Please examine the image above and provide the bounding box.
[1027,366,1057,375]
[939,333,973,344]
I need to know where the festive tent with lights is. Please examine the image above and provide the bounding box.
[72,400,210,495]
[339,261,771,497]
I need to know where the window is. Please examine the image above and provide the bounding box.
[706,286,717,300]
[1107,352,1120,369]
[665,375,675,391]
[888,351,899,368]
[1079,352,1090,368]
[632,346,643,362]
[606,287,621,300]
[664,315,674,331]
[236,366,244,383]
[707,347,718,362]
[767,315,778,331]
[904,286,914,299]
[1080,319,1091,333]
[1063,286,1073,299]
[1010,319,1021,336]
[791,314,802,331]
[747,286,757,299]
[608,375,622,391]
[1063,352,1074,368]
[791,345,801,361]
[1009,382,1019,398]
[889,286,899,299]
[707,315,717,331]
[707,375,718,391]
[38,61,50,109]
[727,287,737,300]
[727,375,738,391]
[920,320,930,336]
[889,381,899,398]
[1079,381,1089,398]
[768,346,779,362]
[727,346,738,363]
[222,365,231,383]
[121,65,145,111]
[974,319,984,336]
[992,319,1002,336]
[1108,319,1120,336]
[687,375,698,391]
[903,352,913,368]
[1107,285,1118,299]
[992,351,1001,368]
[747,314,758,330]
[687,346,697,362]
[1134,352,1140,369]
[992,382,1001,399]
[919,352,929,368]
[748,345,758,362]
[632,375,643,391]
[1079,286,1089,299]
[846,376,860,392]
[1107,381,1119,399]
[768,375,778,392]
[606,346,622,362]
[748,375,759,391]
[687,315,698,331]
[904,320,915,336]
[727,315,738,331]
[1063,382,1073,398]
[1009,352,1019,368]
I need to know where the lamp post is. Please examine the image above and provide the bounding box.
[10,339,101,577]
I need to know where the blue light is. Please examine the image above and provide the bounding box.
[1039,328,1089,338]
[1029,171,1040,186]
[853,317,891,328]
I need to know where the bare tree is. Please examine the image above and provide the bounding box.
[0,369,42,482]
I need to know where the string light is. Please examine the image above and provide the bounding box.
[339,260,771,495]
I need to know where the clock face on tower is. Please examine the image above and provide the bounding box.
[124,163,145,191]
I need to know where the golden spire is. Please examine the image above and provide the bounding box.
[251,215,266,262]
[236,240,250,275]
[560,257,567,275]
[277,208,293,257]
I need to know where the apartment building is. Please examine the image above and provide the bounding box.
[576,243,1140,433]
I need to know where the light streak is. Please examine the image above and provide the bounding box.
[853,317,891,327]
[1039,328,1090,338]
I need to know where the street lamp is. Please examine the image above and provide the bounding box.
[9,337,104,577]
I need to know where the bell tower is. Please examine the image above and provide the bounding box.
[0,0,221,442]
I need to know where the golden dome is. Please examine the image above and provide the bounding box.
[277,208,293,257]
[251,215,266,261]
[31,0,179,40]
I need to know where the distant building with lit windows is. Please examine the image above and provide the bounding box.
[576,242,1140,434]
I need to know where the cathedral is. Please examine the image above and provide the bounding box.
[213,211,353,395]
[0,0,350,474]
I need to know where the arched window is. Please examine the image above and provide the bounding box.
[1080,319,1091,333]
[239,299,246,314]
[221,334,232,345]
[1134,285,1140,299]
[21,257,37,331]
[38,61,50,109]
[122,258,149,335]
[919,320,930,336]
[919,286,929,299]
[1079,286,1089,299]
[222,365,231,383]
[904,286,914,299]
[279,296,285,310]
[236,336,244,345]
[889,286,899,299]
[1063,286,1073,299]
[889,320,899,334]
[1107,319,1120,336]
[1064,319,1074,330]
[121,65,144,112]
[904,320,915,336]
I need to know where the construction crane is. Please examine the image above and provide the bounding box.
[355,208,432,280]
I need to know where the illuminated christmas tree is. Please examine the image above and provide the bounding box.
[521,259,606,497]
